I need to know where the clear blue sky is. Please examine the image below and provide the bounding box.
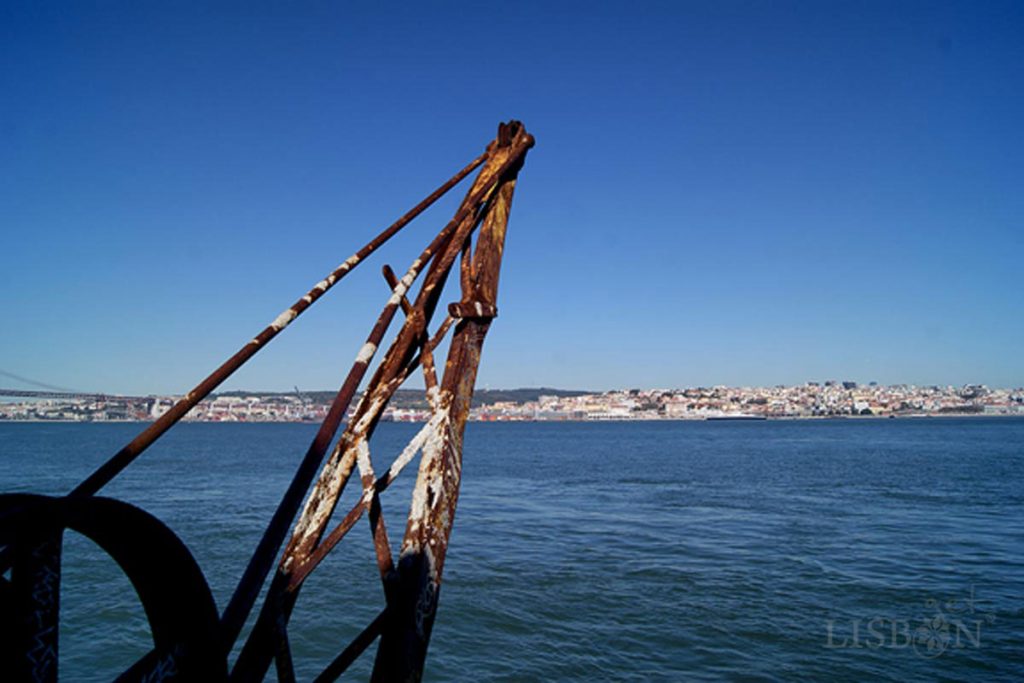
[2,1,1022,394]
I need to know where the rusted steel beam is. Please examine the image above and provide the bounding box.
[221,138,528,650]
[372,121,532,682]
[384,264,442,401]
[4,121,532,682]
[69,151,488,500]
[230,122,532,682]
[382,265,413,315]
[219,254,423,649]
[313,610,388,682]
[279,135,528,572]
[273,628,296,683]
[230,185,493,681]
[232,266,464,679]
[285,419,432,592]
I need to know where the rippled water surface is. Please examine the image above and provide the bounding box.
[2,419,1023,681]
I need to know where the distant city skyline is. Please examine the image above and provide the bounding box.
[4,382,1020,423]
[2,2,1022,394]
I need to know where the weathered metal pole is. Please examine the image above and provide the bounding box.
[371,120,531,682]
[70,152,487,499]
[230,121,533,682]
[1,121,533,682]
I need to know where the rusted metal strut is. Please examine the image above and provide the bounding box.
[0,121,533,681]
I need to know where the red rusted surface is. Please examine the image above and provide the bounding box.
[373,122,530,681]
[0,121,532,682]
[233,121,533,682]
[70,151,488,500]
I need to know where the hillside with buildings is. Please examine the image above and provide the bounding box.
[2,383,1021,423]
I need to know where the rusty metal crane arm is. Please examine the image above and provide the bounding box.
[0,121,533,683]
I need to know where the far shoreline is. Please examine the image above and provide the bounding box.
[2,413,1022,425]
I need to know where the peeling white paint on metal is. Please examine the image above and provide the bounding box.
[383,421,431,485]
[353,396,386,434]
[387,278,411,307]
[355,440,373,478]
[425,385,440,409]
[288,434,359,551]
[384,261,423,307]
[355,342,377,365]
[405,409,450,543]
[270,308,297,331]
[356,439,380,505]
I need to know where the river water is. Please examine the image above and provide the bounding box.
[1,418,1022,680]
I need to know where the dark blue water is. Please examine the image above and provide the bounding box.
[2,419,1022,681]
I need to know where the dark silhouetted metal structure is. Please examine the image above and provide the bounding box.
[0,121,534,681]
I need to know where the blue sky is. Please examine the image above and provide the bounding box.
[1,1,1021,393]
